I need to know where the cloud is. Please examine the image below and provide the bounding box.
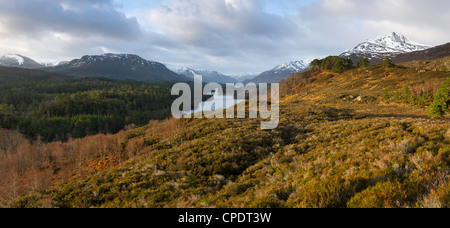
[143,0,303,72]
[142,0,450,72]
[300,0,450,46]
[150,0,299,50]
[0,0,141,40]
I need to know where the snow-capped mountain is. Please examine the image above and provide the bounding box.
[272,61,309,74]
[43,53,189,83]
[246,60,309,84]
[228,72,259,82]
[0,54,43,69]
[340,32,431,64]
[166,64,237,84]
[40,61,69,67]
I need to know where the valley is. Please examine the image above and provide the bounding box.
[0,54,448,208]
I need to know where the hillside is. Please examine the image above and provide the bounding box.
[1,57,450,208]
[44,54,189,83]
[391,43,450,64]
[0,75,175,142]
[282,57,450,105]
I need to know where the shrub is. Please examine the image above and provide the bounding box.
[382,58,393,68]
[428,78,450,119]
[347,182,408,208]
[358,58,369,68]
[383,89,390,102]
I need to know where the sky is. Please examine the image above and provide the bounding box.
[0,0,449,74]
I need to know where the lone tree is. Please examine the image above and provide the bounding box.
[428,78,450,119]
[382,58,393,68]
[358,58,369,68]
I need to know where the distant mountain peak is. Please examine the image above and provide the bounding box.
[165,64,237,84]
[40,61,68,67]
[273,60,308,72]
[44,53,188,83]
[368,32,407,44]
[2,54,25,65]
[228,72,259,82]
[0,54,44,69]
[341,32,431,57]
[76,53,148,62]
[340,32,432,65]
[245,60,309,84]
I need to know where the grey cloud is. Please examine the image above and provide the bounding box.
[298,0,450,46]
[0,0,141,39]
[147,0,300,56]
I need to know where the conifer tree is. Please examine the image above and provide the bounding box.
[358,58,369,68]
[429,78,450,119]
[382,58,393,68]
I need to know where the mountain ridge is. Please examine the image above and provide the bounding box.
[340,32,431,64]
[391,42,450,64]
[43,53,189,83]
[165,64,238,84]
[0,54,43,69]
[1,33,446,84]
[245,60,309,84]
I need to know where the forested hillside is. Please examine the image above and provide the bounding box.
[0,66,71,84]
[0,76,174,142]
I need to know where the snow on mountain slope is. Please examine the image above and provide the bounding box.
[53,54,176,73]
[40,61,70,67]
[0,54,70,68]
[3,54,24,65]
[246,60,309,84]
[165,64,237,84]
[228,72,259,82]
[165,64,191,75]
[0,54,43,69]
[340,33,431,64]
[43,53,188,83]
[272,61,309,74]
